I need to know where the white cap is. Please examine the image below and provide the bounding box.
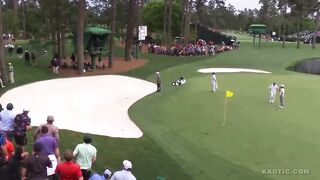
[23,108,30,112]
[104,168,112,177]
[280,84,285,88]
[123,160,132,170]
[156,72,160,74]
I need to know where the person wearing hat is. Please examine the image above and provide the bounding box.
[279,85,285,108]
[55,149,83,180]
[211,72,218,92]
[34,115,59,143]
[73,134,97,180]
[16,45,23,58]
[8,62,14,83]
[89,168,112,180]
[110,160,136,180]
[13,108,31,151]
[0,103,15,140]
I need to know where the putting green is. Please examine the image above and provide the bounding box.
[129,41,320,180]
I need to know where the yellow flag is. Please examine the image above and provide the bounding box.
[226,90,234,97]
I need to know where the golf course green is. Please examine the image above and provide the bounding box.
[128,39,320,180]
[2,36,320,180]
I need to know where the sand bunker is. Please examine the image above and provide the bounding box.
[0,75,156,138]
[197,68,271,74]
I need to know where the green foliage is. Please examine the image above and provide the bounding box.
[3,9,18,34]
[144,1,182,36]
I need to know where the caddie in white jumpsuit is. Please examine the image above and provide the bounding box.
[268,82,278,103]
[8,63,14,83]
[211,72,218,92]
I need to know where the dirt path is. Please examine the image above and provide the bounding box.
[59,56,147,77]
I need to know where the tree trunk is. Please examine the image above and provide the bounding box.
[61,30,67,59]
[180,0,186,43]
[0,2,8,84]
[163,0,168,43]
[312,10,319,49]
[10,0,18,35]
[109,0,116,68]
[185,0,193,44]
[139,0,144,25]
[76,0,86,74]
[56,31,63,64]
[124,0,136,61]
[51,31,57,55]
[167,0,173,43]
[282,23,286,48]
[21,0,26,39]
[296,22,300,49]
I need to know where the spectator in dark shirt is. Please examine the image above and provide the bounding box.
[7,147,29,180]
[16,46,23,58]
[24,50,30,64]
[13,108,31,151]
[51,57,59,74]
[31,52,36,63]
[21,143,52,180]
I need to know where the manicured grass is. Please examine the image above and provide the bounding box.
[129,41,320,180]
[3,37,320,179]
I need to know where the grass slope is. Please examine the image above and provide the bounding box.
[129,40,320,180]
[2,38,320,180]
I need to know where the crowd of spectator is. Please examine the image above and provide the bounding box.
[148,39,239,57]
[0,103,137,180]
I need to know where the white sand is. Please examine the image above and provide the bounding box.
[0,75,156,138]
[197,68,271,74]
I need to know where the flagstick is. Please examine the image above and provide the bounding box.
[222,97,228,127]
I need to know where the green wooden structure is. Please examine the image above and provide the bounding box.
[82,27,111,70]
[249,24,267,49]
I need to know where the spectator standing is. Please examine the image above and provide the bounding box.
[110,160,136,180]
[279,85,285,109]
[31,52,36,63]
[73,134,97,180]
[7,147,29,180]
[0,132,9,178]
[211,72,218,92]
[155,72,161,92]
[21,143,52,180]
[35,126,61,179]
[4,134,14,160]
[55,149,83,180]
[0,103,15,140]
[0,76,5,88]
[8,63,14,83]
[51,57,59,74]
[34,115,59,143]
[24,50,30,64]
[16,46,23,58]
[13,108,31,151]
[89,169,112,180]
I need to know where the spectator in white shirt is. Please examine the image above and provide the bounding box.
[110,160,136,180]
